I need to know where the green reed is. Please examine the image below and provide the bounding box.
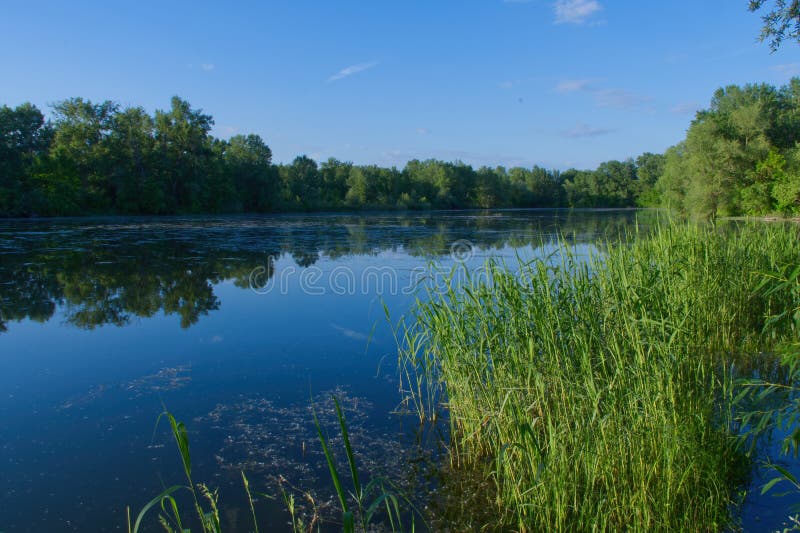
[398,222,800,531]
[129,398,419,533]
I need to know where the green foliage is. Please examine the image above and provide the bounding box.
[750,0,800,51]
[0,102,51,215]
[659,78,800,218]
[398,223,800,530]
[563,159,639,207]
[635,152,666,206]
[0,96,670,216]
[737,261,800,528]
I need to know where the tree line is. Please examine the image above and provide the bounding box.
[0,96,664,217]
[2,77,799,218]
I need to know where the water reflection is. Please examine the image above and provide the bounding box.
[0,209,651,332]
[0,209,665,532]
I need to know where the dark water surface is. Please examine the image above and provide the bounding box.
[0,210,791,531]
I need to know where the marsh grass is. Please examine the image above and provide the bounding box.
[398,223,800,531]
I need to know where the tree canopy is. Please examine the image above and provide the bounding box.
[0,96,661,217]
[6,79,797,220]
[655,78,800,218]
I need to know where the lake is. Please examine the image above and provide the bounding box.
[0,209,792,531]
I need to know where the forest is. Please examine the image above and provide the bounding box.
[1,78,799,218]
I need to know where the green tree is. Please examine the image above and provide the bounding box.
[0,103,51,215]
[107,106,161,213]
[224,134,277,211]
[320,158,352,207]
[635,152,666,206]
[50,98,118,210]
[283,155,321,209]
[154,96,215,212]
[749,0,800,51]
[771,147,800,214]
[657,143,690,213]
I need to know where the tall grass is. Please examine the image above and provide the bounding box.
[398,223,800,531]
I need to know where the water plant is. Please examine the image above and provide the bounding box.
[127,411,227,533]
[312,395,415,532]
[128,397,420,532]
[397,222,800,531]
[737,260,800,528]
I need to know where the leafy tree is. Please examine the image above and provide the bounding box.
[108,106,160,213]
[0,103,51,215]
[154,96,215,212]
[634,152,666,206]
[320,158,351,208]
[1,94,698,217]
[749,0,800,51]
[657,143,690,213]
[224,134,277,211]
[771,148,800,214]
[283,155,321,209]
[50,98,118,210]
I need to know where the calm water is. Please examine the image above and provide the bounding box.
[0,209,792,531]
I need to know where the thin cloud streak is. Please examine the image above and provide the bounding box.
[555,79,650,111]
[327,61,379,82]
[670,102,700,115]
[594,88,650,110]
[555,78,594,93]
[771,63,800,77]
[562,123,614,138]
[554,0,602,24]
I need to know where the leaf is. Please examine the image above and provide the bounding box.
[762,476,784,495]
[131,485,187,533]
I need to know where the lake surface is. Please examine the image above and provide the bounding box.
[0,209,791,531]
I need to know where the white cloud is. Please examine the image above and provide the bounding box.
[416,128,430,135]
[562,123,613,138]
[594,88,649,110]
[670,102,700,115]
[554,0,601,24]
[554,78,649,111]
[327,61,378,82]
[499,80,515,89]
[771,63,800,76]
[555,78,593,93]
[200,63,215,72]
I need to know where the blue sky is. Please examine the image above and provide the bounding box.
[1,0,798,169]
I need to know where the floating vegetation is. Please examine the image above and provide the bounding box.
[195,388,430,528]
[58,365,191,410]
[200,390,397,483]
[124,365,192,398]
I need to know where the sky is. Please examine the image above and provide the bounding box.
[1,0,799,170]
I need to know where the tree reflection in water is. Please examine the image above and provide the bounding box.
[0,210,653,331]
